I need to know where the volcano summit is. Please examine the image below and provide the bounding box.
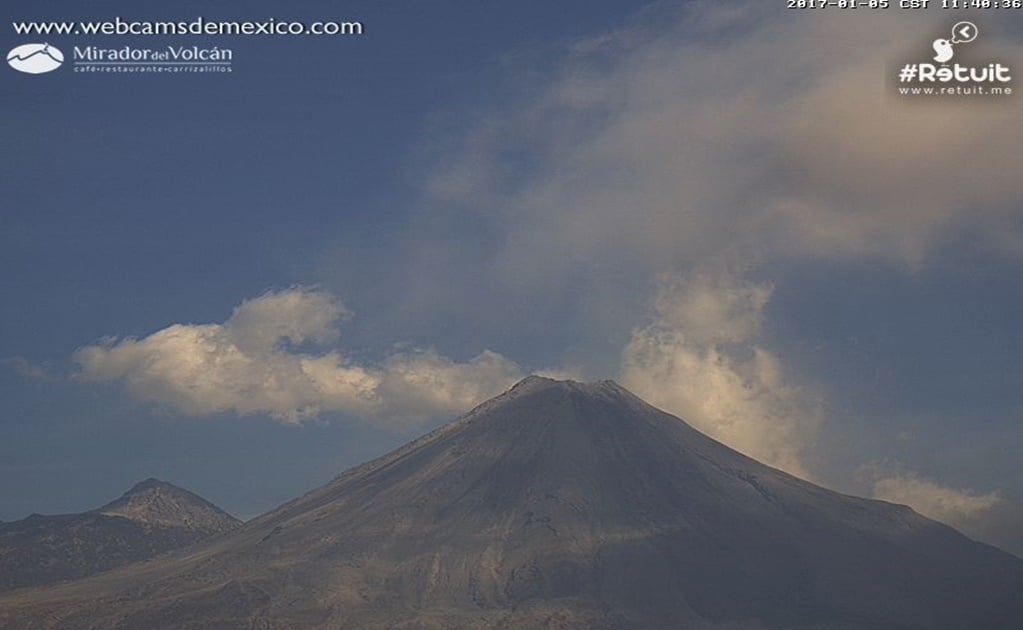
[1,377,1021,629]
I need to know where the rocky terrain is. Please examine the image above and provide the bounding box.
[0,479,238,593]
[1,377,1021,629]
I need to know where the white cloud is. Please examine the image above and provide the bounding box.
[650,272,773,346]
[75,288,524,424]
[872,472,1002,525]
[870,471,1023,557]
[226,288,346,353]
[418,3,1023,296]
[620,272,822,480]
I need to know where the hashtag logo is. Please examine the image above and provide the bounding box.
[899,64,918,82]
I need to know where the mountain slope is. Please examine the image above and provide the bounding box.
[1,377,1021,629]
[0,479,239,593]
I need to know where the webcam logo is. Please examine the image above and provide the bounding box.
[932,22,978,64]
[896,19,1012,98]
[7,43,64,74]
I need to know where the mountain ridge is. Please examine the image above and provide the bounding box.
[0,478,238,594]
[96,477,239,530]
[1,377,1021,628]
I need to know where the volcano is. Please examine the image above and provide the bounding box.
[1,377,1021,629]
[0,479,238,593]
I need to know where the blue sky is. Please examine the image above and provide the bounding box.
[2,0,1022,552]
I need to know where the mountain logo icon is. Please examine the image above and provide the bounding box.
[7,43,64,74]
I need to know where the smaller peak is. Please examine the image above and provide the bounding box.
[99,480,239,531]
[126,478,176,493]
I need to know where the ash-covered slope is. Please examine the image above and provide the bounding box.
[0,479,238,593]
[2,377,1022,629]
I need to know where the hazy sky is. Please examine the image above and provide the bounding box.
[2,0,1022,551]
